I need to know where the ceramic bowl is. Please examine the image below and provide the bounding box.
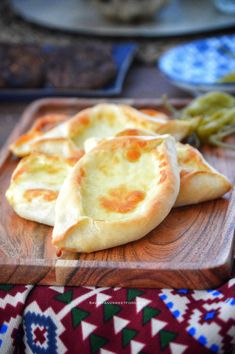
[159,35,235,94]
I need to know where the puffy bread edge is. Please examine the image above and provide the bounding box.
[52,136,180,253]
[85,135,232,208]
[6,185,55,226]
[5,153,74,226]
[175,144,232,206]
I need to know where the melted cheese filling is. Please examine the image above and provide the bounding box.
[100,185,146,214]
[24,189,59,202]
[9,154,73,206]
[79,147,160,221]
[69,105,158,149]
[70,107,135,149]
[176,143,210,174]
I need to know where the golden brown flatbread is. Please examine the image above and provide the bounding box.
[52,135,180,253]
[10,113,68,156]
[85,130,232,207]
[10,104,196,157]
[5,152,81,226]
[175,142,232,206]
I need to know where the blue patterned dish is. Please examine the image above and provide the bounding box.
[159,35,235,93]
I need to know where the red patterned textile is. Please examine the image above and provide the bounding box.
[0,272,234,354]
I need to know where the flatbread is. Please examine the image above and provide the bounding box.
[52,135,180,253]
[10,104,196,157]
[5,153,80,226]
[86,131,232,207]
[10,113,68,157]
[31,138,84,161]
[175,142,232,206]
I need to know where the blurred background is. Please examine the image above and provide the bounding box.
[0,0,235,100]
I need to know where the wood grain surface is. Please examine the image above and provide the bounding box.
[0,98,234,289]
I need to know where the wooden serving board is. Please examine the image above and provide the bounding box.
[0,98,234,289]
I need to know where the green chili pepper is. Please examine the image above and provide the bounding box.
[182,92,235,118]
[209,125,235,150]
[162,92,235,150]
[197,110,235,142]
[218,72,235,83]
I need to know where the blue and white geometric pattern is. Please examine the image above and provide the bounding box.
[159,288,235,354]
[159,35,235,86]
[23,288,106,354]
[0,285,33,353]
[187,309,222,353]
[23,301,66,354]
[0,315,22,354]
[0,323,8,351]
[24,312,57,353]
[159,289,190,323]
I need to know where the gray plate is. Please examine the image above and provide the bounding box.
[10,0,235,38]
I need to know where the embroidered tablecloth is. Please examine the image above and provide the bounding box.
[0,270,234,354]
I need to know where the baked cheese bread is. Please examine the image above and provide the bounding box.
[86,131,232,207]
[5,153,80,226]
[117,130,232,206]
[31,137,84,161]
[10,104,196,157]
[10,113,68,156]
[175,142,232,206]
[52,135,180,253]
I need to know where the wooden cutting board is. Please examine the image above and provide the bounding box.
[0,98,234,289]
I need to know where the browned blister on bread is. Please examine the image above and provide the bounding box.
[10,104,195,158]
[52,135,180,253]
[5,152,82,226]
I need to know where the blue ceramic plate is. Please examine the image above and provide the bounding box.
[159,35,235,93]
[0,43,137,101]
